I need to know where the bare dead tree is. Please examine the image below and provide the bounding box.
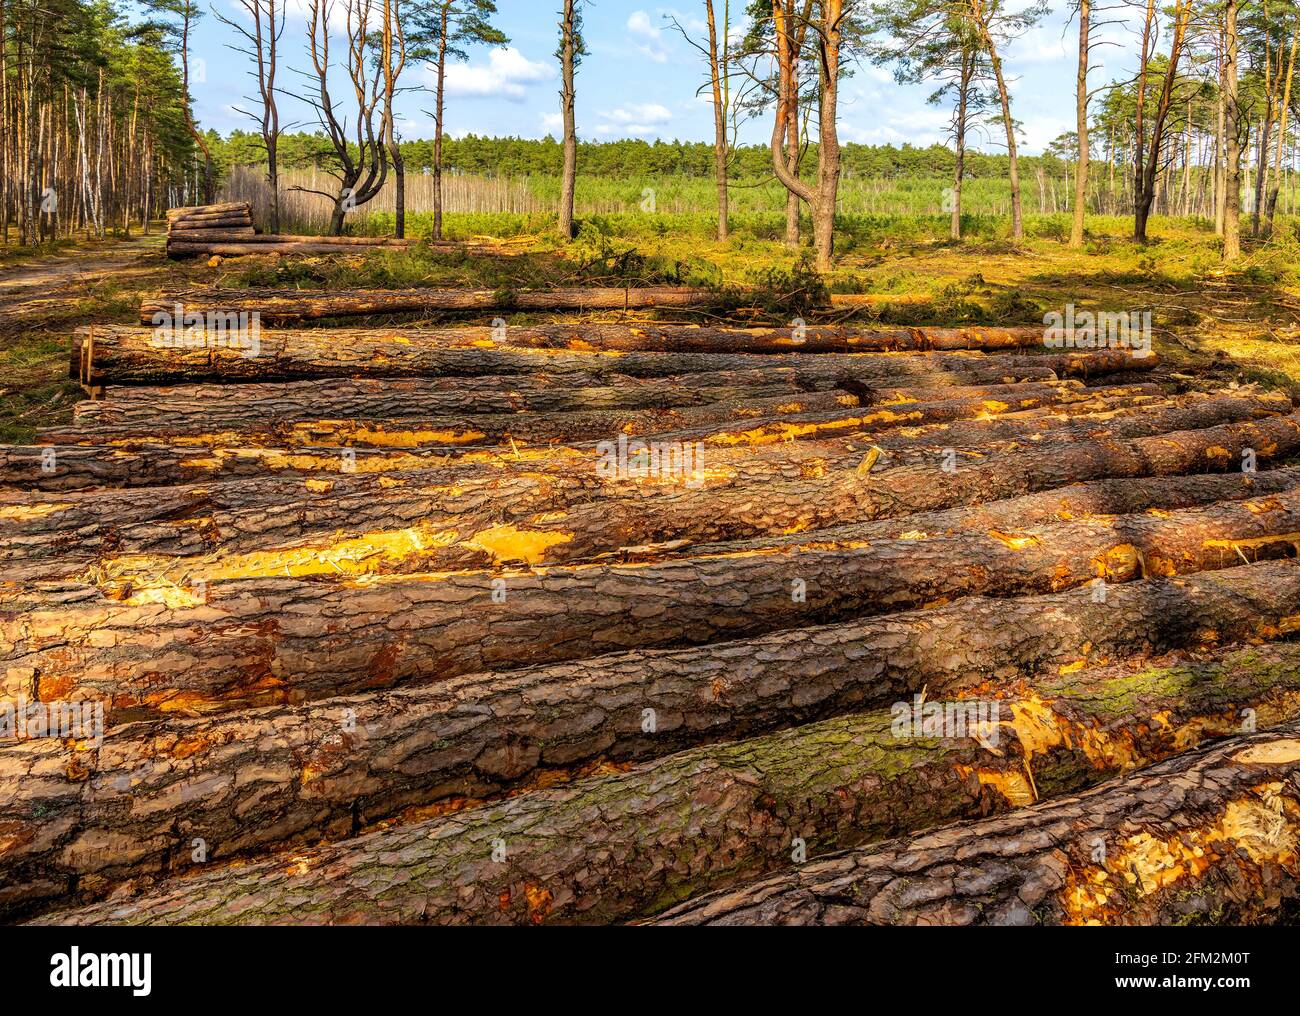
[214,0,289,232]
[294,0,390,236]
[1133,0,1192,242]
[379,0,408,238]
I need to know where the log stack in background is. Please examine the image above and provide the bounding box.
[163,202,416,259]
[6,278,1300,927]
[164,202,255,257]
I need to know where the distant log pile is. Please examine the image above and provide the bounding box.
[163,202,417,259]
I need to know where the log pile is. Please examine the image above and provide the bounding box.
[163,202,416,259]
[6,284,1300,928]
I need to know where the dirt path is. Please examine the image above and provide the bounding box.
[0,235,166,328]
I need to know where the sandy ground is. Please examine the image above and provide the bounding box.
[0,235,165,327]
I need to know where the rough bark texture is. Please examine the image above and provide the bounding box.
[8,484,1300,725]
[77,325,1092,388]
[10,457,1296,590]
[21,596,1300,925]
[138,287,723,322]
[69,373,825,428]
[7,406,1297,577]
[493,323,1047,354]
[165,216,253,232]
[2,393,1289,493]
[164,242,421,258]
[166,229,257,242]
[165,202,252,220]
[650,720,1300,926]
[67,377,1113,443]
[40,389,865,448]
[166,232,410,246]
[40,386,1134,450]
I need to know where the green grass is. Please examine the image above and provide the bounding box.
[5,211,1300,442]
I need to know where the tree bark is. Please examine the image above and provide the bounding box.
[40,388,864,447]
[167,215,254,231]
[57,379,1110,444]
[652,719,1300,925]
[137,287,727,323]
[167,232,411,246]
[972,0,1023,239]
[478,323,1049,354]
[68,373,822,430]
[3,387,1200,586]
[557,0,578,239]
[706,0,728,241]
[952,49,972,241]
[1069,0,1090,248]
[4,390,1284,492]
[164,241,420,257]
[166,202,252,220]
[432,19,447,241]
[1134,1,1191,242]
[7,460,1300,725]
[82,324,1124,387]
[25,573,1300,925]
[1224,0,1242,261]
[38,385,1121,450]
[166,229,259,241]
[1265,26,1299,237]
[769,0,843,269]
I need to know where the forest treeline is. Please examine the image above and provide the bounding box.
[0,0,199,244]
[5,0,1300,268]
[210,131,1060,182]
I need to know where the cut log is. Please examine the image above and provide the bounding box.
[166,216,254,232]
[477,323,1047,354]
[39,389,869,448]
[9,482,1300,724]
[165,242,403,258]
[165,228,256,240]
[10,445,1298,588]
[138,287,723,322]
[76,325,1075,387]
[168,232,412,246]
[165,202,251,221]
[3,392,1289,492]
[41,385,1136,450]
[70,372,826,428]
[18,578,1300,925]
[650,720,1300,926]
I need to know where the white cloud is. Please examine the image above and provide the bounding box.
[595,101,676,138]
[1006,24,1072,65]
[627,10,669,63]
[540,112,564,135]
[440,47,553,102]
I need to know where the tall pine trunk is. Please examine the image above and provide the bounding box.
[1069,0,1090,247]
[432,27,447,241]
[557,0,578,239]
[1224,0,1241,261]
[951,49,972,241]
[706,0,729,242]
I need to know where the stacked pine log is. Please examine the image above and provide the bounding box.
[6,287,1300,927]
[164,202,415,258]
[164,202,255,257]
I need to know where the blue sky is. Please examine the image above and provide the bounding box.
[185,1,1140,156]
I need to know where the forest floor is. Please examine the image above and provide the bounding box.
[4,221,1300,442]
